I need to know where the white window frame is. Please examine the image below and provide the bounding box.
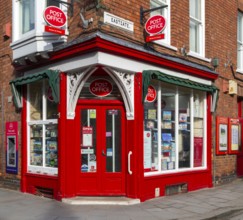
[150,0,177,51]
[237,12,243,73]
[189,0,205,58]
[144,85,207,177]
[11,0,68,60]
[27,81,58,175]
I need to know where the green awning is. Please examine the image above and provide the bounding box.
[142,70,219,111]
[10,70,60,109]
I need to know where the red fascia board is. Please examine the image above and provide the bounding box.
[51,36,218,80]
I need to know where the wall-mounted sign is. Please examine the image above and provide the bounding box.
[6,122,18,174]
[44,6,66,35]
[89,79,113,97]
[228,118,240,154]
[44,6,67,27]
[145,85,157,102]
[82,127,93,147]
[145,15,166,42]
[216,116,228,155]
[145,15,166,34]
[104,12,134,32]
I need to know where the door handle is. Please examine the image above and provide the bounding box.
[102,149,106,156]
[128,151,132,175]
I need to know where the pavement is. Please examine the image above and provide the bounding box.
[1,179,243,220]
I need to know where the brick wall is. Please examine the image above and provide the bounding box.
[0,0,21,189]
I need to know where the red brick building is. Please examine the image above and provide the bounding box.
[0,0,243,201]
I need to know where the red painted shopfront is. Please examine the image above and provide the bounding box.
[10,33,218,202]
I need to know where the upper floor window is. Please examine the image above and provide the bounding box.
[189,0,205,57]
[47,0,60,7]
[150,0,171,46]
[20,0,35,34]
[238,12,243,71]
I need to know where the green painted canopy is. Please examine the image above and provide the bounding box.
[142,70,218,111]
[10,70,60,109]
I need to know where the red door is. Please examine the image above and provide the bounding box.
[76,103,126,195]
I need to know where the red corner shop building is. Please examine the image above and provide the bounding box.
[10,32,218,202]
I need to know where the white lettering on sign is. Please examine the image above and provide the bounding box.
[89,79,113,97]
[104,12,134,32]
[44,6,67,28]
[145,15,166,35]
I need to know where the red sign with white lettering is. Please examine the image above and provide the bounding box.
[146,85,157,102]
[89,79,113,97]
[44,6,67,28]
[145,15,166,35]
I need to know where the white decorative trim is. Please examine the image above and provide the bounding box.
[103,67,135,120]
[67,67,97,119]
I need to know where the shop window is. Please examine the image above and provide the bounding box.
[150,0,171,47]
[27,80,58,175]
[144,82,206,175]
[237,12,243,72]
[189,0,205,57]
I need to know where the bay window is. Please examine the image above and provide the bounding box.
[238,12,243,72]
[144,82,206,175]
[20,0,35,34]
[189,0,205,57]
[27,80,58,175]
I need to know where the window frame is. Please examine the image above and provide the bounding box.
[150,0,177,51]
[144,83,207,177]
[189,0,205,58]
[27,80,58,175]
[237,12,243,72]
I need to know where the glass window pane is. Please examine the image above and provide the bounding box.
[190,0,201,20]
[29,81,43,121]
[47,0,60,7]
[161,85,176,171]
[21,0,35,34]
[30,125,43,166]
[144,86,158,172]
[190,20,200,53]
[193,92,205,167]
[178,88,191,169]
[45,124,58,167]
[45,84,58,119]
[106,109,121,172]
[80,109,97,173]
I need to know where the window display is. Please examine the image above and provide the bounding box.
[28,80,58,175]
[144,82,206,174]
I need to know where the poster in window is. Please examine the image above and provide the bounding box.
[228,118,240,154]
[82,127,93,147]
[144,131,152,170]
[216,117,228,155]
[194,137,203,167]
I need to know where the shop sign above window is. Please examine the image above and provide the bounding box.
[44,6,67,35]
[145,85,157,102]
[145,15,166,42]
[89,79,113,97]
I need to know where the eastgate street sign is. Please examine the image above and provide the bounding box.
[145,15,166,35]
[44,6,67,28]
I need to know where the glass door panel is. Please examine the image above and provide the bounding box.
[105,109,121,173]
[80,109,97,173]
